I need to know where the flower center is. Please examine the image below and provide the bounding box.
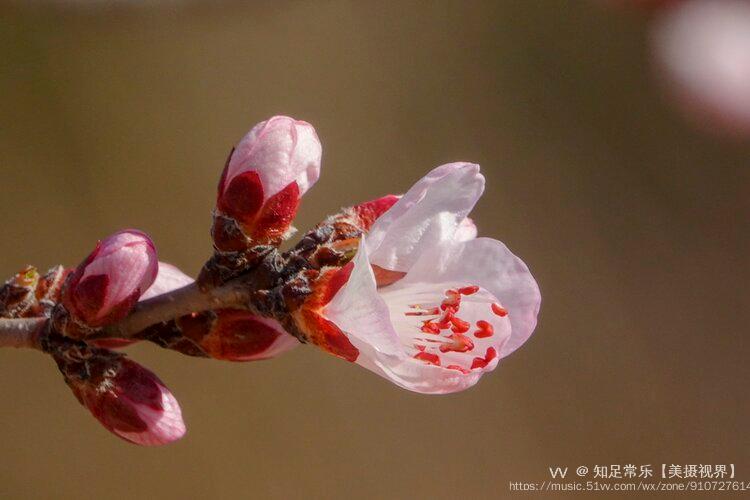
[382,282,510,373]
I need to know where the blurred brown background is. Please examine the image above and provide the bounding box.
[0,1,748,499]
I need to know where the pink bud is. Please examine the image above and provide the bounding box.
[652,0,750,137]
[63,230,158,328]
[196,309,298,361]
[91,261,192,349]
[214,116,322,249]
[64,355,186,446]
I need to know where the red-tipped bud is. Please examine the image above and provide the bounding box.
[62,230,158,328]
[143,308,296,361]
[91,262,192,349]
[216,311,297,361]
[55,346,185,446]
[214,116,322,249]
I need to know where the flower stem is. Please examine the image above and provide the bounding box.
[0,280,254,347]
[0,317,45,349]
[97,280,253,339]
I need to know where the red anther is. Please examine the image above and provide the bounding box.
[439,334,474,353]
[474,320,494,338]
[450,315,470,332]
[447,364,470,374]
[414,351,441,366]
[470,347,498,370]
[421,321,441,334]
[441,289,461,311]
[470,357,488,369]
[415,345,426,352]
[470,346,498,369]
[491,303,508,317]
[436,310,454,329]
[451,323,470,334]
[458,285,479,295]
[485,346,497,362]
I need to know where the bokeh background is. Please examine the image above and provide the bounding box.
[1,1,748,499]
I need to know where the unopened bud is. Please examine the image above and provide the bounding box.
[142,308,298,361]
[51,340,185,446]
[213,116,322,250]
[62,230,158,329]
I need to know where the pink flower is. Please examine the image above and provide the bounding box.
[214,115,322,249]
[62,230,158,328]
[63,355,185,446]
[652,0,750,137]
[297,163,541,394]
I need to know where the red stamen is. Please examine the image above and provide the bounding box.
[405,307,439,316]
[474,320,494,338]
[421,321,441,334]
[439,334,474,353]
[441,289,461,311]
[470,347,498,370]
[491,303,508,317]
[414,351,441,366]
[450,316,470,332]
[436,310,454,329]
[485,346,497,362]
[458,285,479,295]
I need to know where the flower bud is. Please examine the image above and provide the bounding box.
[90,261,191,349]
[62,230,158,328]
[52,341,185,446]
[142,308,298,361]
[213,116,322,250]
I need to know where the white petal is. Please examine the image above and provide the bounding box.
[344,339,484,394]
[454,217,478,242]
[324,241,401,355]
[400,238,541,358]
[366,163,484,273]
[140,262,193,301]
[256,330,299,359]
[228,116,322,198]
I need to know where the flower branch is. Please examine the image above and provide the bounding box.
[0,114,541,446]
[0,317,45,349]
